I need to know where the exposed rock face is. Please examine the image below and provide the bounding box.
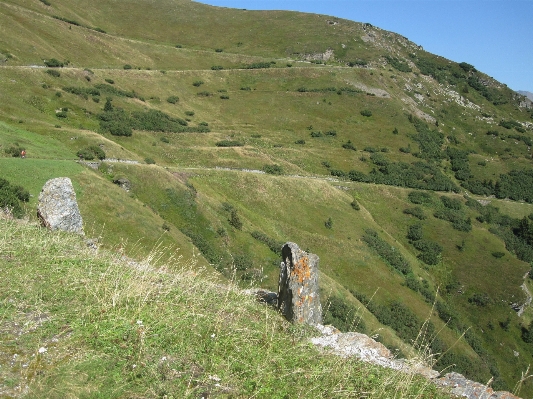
[277,242,322,324]
[434,372,520,399]
[37,177,84,235]
[310,325,521,398]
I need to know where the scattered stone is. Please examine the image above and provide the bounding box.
[37,177,84,235]
[113,177,131,191]
[434,372,520,399]
[277,242,322,324]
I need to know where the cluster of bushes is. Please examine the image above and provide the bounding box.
[406,224,443,265]
[76,145,105,160]
[215,140,244,147]
[334,159,458,193]
[99,101,209,136]
[408,115,444,161]
[445,147,471,181]
[434,208,472,232]
[63,86,100,98]
[465,169,533,203]
[347,59,367,67]
[403,206,426,220]
[4,144,25,158]
[166,96,179,104]
[94,83,138,99]
[384,56,412,73]
[295,87,362,95]
[0,178,29,218]
[250,231,284,256]
[341,140,356,151]
[467,76,507,105]
[51,16,105,33]
[362,229,411,275]
[310,130,337,138]
[244,62,271,69]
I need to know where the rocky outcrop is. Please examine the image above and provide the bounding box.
[310,324,521,399]
[434,373,520,399]
[277,242,322,324]
[37,177,84,235]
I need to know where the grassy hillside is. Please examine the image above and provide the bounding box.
[0,216,453,398]
[1,0,533,396]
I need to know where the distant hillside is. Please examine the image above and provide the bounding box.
[1,0,533,396]
[518,90,533,101]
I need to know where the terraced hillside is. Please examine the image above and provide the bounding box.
[1,0,533,395]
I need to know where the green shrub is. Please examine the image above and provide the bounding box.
[211,65,223,70]
[360,109,372,117]
[228,209,243,230]
[0,178,29,218]
[185,111,195,116]
[123,64,132,70]
[192,80,204,87]
[350,200,360,210]
[262,164,283,175]
[325,130,337,137]
[55,111,67,118]
[160,136,170,143]
[105,78,114,84]
[220,95,230,99]
[144,157,155,164]
[166,95,180,104]
[363,229,411,275]
[492,252,505,258]
[44,58,63,67]
[215,48,223,52]
[197,91,211,97]
[403,207,426,220]
[310,131,323,138]
[76,145,105,160]
[250,231,284,255]
[215,140,244,147]
[407,224,423,241]
[408,191,433,205]
[295,139,305,145]
[342,140,356,151]
[46,69,61,77]
[325,217,333,229]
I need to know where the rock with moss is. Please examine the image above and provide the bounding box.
[37,177,84,235]
[277,242,322,324]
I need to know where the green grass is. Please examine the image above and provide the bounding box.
[0,216,451,398]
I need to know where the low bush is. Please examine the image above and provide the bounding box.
[0,178,29,218]
[4,144,25,158]
[192,80,204,87]
[144,157,155,164]
[262,164,283,175]
[44,58,63,67]
[46,69,61,77]
[166,96,179,104]
[403,207,426,220]
[360,109,372,117]
[211,65,223,70]
[342,140,356,151]
[76,145,105,160]
[215,140,244,147]
[295,139,305,145]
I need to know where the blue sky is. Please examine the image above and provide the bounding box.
[200,1,532,92]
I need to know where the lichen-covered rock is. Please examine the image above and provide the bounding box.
[37,177,84,235]
[277,242,322,324]
[434,372,520,399]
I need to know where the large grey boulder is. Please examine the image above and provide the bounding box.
[277,242,322,324]
[37,177,84,235]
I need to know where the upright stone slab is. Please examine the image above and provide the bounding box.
[37,177,84,235]
[277,242,322,324]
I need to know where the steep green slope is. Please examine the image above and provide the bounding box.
[1,0,533,395]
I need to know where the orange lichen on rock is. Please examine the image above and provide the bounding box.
[292,256,311,284]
